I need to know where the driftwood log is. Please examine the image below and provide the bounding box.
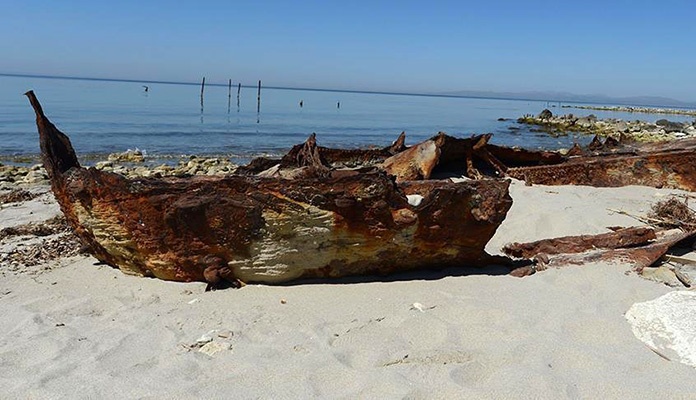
[27,91,513,286]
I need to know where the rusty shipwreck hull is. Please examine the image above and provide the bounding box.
[381,132,696,192]
[506,138,696,191]
[236,132,407,175]
[27,91,513,286]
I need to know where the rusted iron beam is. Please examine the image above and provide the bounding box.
[503,227,657,259]
[507,149,696,191]
[507,229,696,277]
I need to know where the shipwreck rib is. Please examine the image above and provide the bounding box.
[506,149,696,191]
[381,132,568,182]
[376,132,696,192]
[503,227,657,259]
[506,228,696,277]
[236,132,407,175]
[26,91,513,286]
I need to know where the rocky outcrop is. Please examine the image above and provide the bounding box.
[0,164,49,185]
[94,156,238,178]
[107,149,145,163]
[563,104,696,117]
[517,111,696,142]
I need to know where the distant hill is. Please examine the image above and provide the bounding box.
[439,90,696,109]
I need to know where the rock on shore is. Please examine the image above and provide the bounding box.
[0,163,49,185]
[0,156,239,186]
[94,155,238,178]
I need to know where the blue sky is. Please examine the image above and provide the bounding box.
[2,0,695,100]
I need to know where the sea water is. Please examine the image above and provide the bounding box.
[0,74,689,165]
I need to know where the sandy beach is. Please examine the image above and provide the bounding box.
[1,179,695,399]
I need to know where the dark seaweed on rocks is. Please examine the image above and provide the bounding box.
[0,233,82,272]
[1,216,82,274]
[0,189,39,205]
[0,215,72,240]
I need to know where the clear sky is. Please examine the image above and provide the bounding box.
[2,0,695,101]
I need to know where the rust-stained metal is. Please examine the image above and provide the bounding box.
[381,133,443,181]
[27,91,513,287]
[30,88,696,287]
[243,130,696,191]
[503,227,657,259]
[282,131,407,168]
[236,132,407,175]
[380,132,696,192]
[506,149,696,191]
[381,132,568,182]
[507,228,696,277]
[505,137,696,191]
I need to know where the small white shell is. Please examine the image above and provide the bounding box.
[196,334,213,344]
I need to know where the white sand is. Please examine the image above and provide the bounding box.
[1,180,695,399]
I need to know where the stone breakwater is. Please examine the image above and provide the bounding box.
[517,109,696,142]
[0,153,239,187]
[561,104,696,117]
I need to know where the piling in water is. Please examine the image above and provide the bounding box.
[257,80,261,114]
[200,77,206,113]
[227,79,232,114]
[237,83,241,111]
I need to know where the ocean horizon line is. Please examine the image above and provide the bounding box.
[0,72,655,108]
[2,72,535,102]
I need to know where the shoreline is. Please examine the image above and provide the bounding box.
[4,109,696,184]
[0,153,241,186]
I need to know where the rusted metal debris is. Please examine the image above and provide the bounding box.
[503,227,657,259]
[379,132,564,182]
[27,91,513,287]
[376,131,696,191]
[504,189,696,277]
[236,132,406,175]
[505,137,696,191]
[505,228,696,278]
[242,128,696,191]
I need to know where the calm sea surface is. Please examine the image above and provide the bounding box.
[1,75,691,165]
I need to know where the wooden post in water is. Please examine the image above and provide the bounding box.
[227,79,232,114]
[200,77,206,112]
[257,80,261,114]
[237,83,241,111]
